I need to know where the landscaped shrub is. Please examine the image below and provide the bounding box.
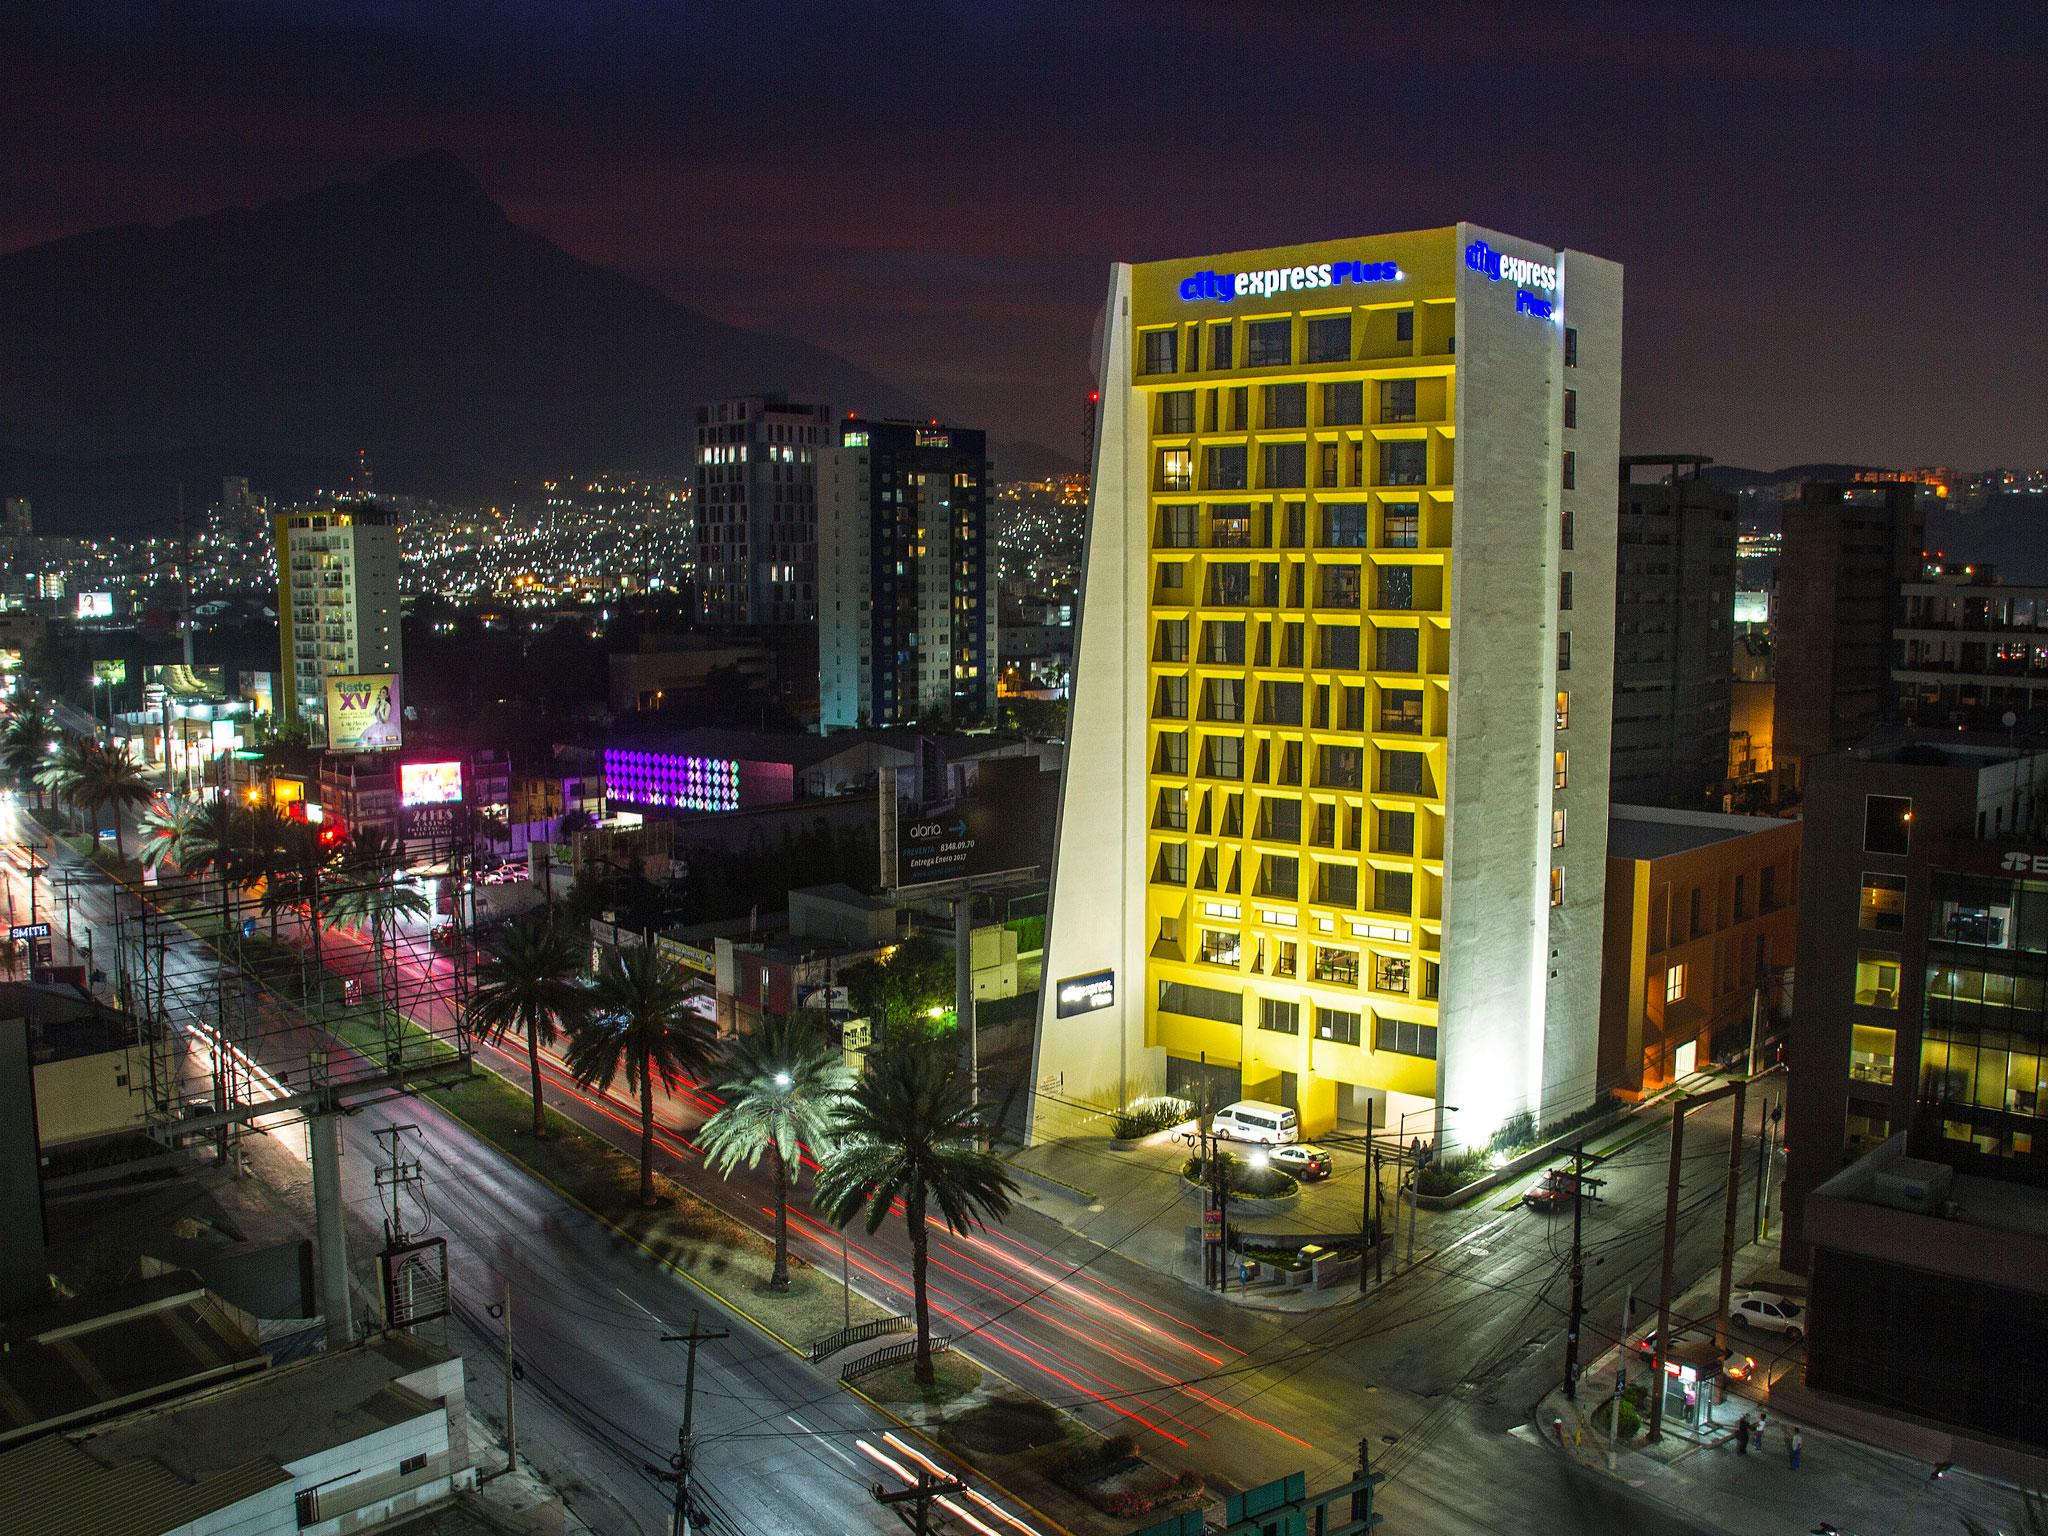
[1181,1152,1298,1199]
[1105,1491,1154,1518]
[1112,1097,1192,1140]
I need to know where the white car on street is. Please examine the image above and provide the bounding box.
[1730,1291,1806,1342]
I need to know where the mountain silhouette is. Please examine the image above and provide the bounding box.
[0,150,927,528]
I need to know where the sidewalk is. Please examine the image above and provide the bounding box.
[1535,1239,2030,1535]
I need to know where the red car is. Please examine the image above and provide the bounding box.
[1523,1167,1604,1212]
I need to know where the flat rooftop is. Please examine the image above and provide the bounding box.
[1608,804,1794,862]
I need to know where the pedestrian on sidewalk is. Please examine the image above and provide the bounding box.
[1789,1428,1803,1471]
[1754,1408,1769,1449]
[1735,1413,1752,1454]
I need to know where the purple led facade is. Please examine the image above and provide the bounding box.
[605,749,741,812]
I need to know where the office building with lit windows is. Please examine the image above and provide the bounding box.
[1030,227,1622,1147]
[274,503,402,737]
[818,418,990,729]
[693,394,832,626]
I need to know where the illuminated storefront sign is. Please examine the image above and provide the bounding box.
[1055,969,1116,1017]
[605,749,743,812]
[1180,259,1401,302]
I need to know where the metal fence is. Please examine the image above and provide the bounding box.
[806,1313,913,1363]
[841,1333,951,1382]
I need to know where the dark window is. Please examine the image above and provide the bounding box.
[1260,681,1303,725]
[1316,1006,1363,1045]
[1559,571,1574,611]
[1201,735,1243,779]
[1156,732,1188,775]
[1380,750,1428,795]
[1283,502,1307,548]
[1381,440,1427,486]
[1320,565,1362,609]
[1395,310,1414,343]
[1318,625,1360,669]
[1376,1018,1438,1058]
[1155,675,1187,719]
[1263,442,1307,488]
[1865,795,1913,856]
[1306,315,1352,363]
[1373,868,1413,914]
[1201,677,1244,722]
[1322,380,1364,426]
[1690,887,1703,937]
[400,1454,429,1477]
[1562,507,1575,550]
[1247,319,1291,367]
[1142,330,1178,375]
[1205,445,1248,490]
[1323,504,1370,547]
[1158,391,1196,434]
[1376,809,1415,854]
[1154,842,1186,883]
[1211,324,1234,370]
[1201,622,1244,663]
[1261,796,1302,840]
[1157,506,1197,547]
[1259,998,1300,1034]
[1264,383,1308,429]
[1379,688,1423,734]
[1317,745,1364,790]
[1564,326,1579,366]
[1206,562,1251,605]
[1377,566,1415,610]
[1381,379,1417,423]
[1762,865,1779,911]
[1318,863,1359,907]
[1561,450,1576,489]
[1376,627,1419,672]
[1557,631,1572,670]
[1157,618,1188,661]
[1563,388,1578,429]
[1318,442,1340,487]
[1382,506,1419,548]
[1158,979,1241,1023]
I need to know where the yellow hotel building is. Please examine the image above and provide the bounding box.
[1031,226,1622,1149]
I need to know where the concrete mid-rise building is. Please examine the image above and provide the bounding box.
[1774,481,1922,783]
[1611,454,1736,810]
[274,504,403,741]
[1598,805,1799,1099]
[819,418,991,729]
[694,394,832,627]
[1032,226,1622,1147]
[1895,570,2048,729]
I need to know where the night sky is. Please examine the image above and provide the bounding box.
[8,2,2044,469]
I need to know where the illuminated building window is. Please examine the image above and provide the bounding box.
[1556,690,1570,730]
[1552,809,1567,849]
[1554,750,1568,789]
[1665,962,1687,1003]
[1550,868,1565,907]
[1855,951,1901,1009]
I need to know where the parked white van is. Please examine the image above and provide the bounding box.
[1211,1101,1300,1145]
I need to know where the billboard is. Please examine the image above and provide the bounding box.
[885,752,1046,892]
[326,672,402,752]
[399,760,465,843]
[1054,969,1116,1018]
[76,592,114,620]
[1733,590,1770,625]
[91,658,127,687]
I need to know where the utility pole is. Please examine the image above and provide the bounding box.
[1757,1098,1782,1242]
[1745,982,1762,1078]
[953,895,979,1145]
[661,1311,729,1536]
[1358,1099,1376,1293]
[1647,1102,1686,1442]
[1371,1143,1384,1286]
[500,1278,517,1475]
[1564,1138,1587,1399]
[1607,1283,1631,1469]
[871,1468,967,1536]
[1713,1078,1750,1355]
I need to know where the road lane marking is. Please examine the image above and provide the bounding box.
[615,1286,669,1328]
[786,1414,857,1467]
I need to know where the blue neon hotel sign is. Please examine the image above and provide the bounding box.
[1181,259,1401,303]
[1465,240,1561,320]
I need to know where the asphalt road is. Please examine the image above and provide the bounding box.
[10,791,1761,1535]
[3,804,1050,1536]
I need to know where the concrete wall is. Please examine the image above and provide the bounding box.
[32,1046,145,1148]
[1029,264,1156,1140]
[1440,226,1620,1144]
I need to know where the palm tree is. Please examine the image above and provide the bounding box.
[34,733,92,830]
[137,798,200,879]
[699,1015,853,1290]
[235,799,295,937]
[566,943,718,1205]
[816,1046,1016,1383]
[323,830,429,1052]
[470,914,590,1139]
[266,819,338,966]
[50,738,152,860]
[1,706,57,806]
